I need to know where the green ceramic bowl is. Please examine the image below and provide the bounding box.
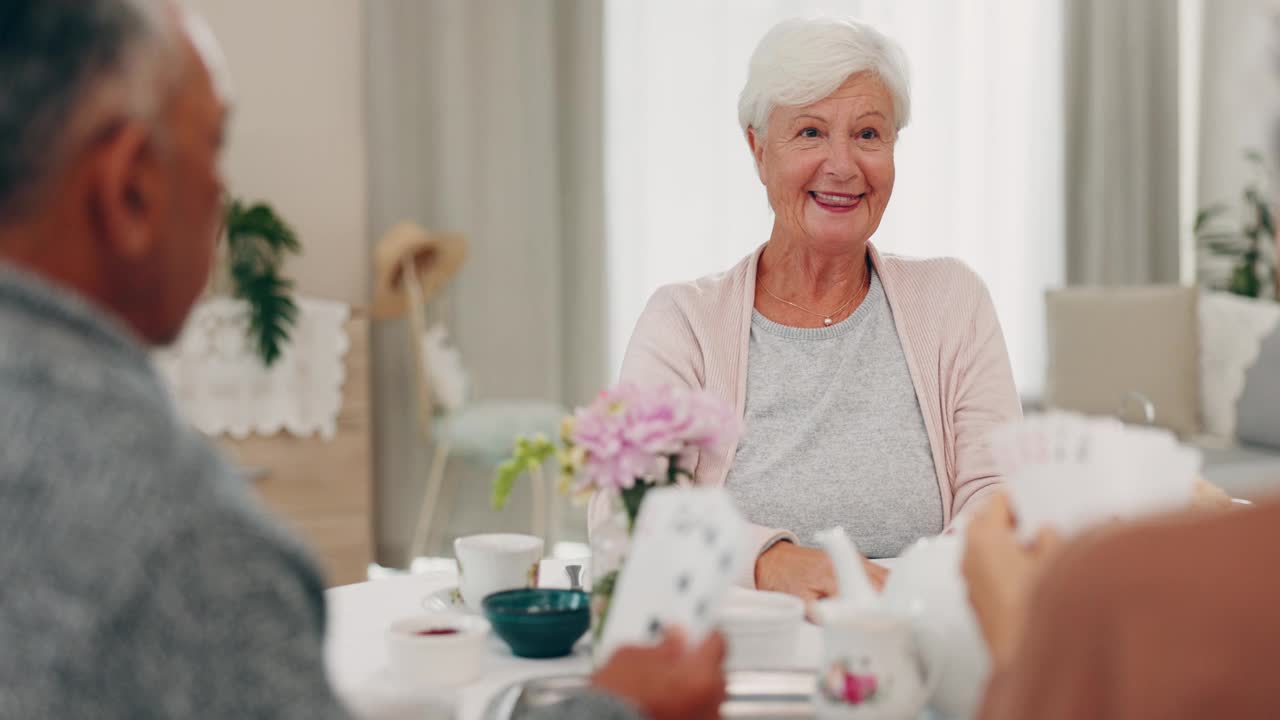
[481,588,591,659]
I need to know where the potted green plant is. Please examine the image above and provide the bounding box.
[213,198,302,366]
[1195,150,1278,301]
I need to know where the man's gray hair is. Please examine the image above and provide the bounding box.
[0,0,174,221]
[738,17,911,141]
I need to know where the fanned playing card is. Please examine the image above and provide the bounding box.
[596,486,749,663]
[991,412,1201,541]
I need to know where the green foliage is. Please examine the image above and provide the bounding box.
[616,459,688,528]
[591,569,619,644]
[620,484,648,529]
[1195,152,1277,300]
[224,199,302,366]
[492,434,556,510]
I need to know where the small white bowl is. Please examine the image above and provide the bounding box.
[721,588,805,669]
[386,614,491,687]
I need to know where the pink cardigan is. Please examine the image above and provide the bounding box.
[594,244,1022,587]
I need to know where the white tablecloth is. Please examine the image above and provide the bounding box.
[325,559,905,719]
[325,560,601,719]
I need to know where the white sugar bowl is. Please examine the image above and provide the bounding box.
[386,614,491,687]
[721,588,806,670]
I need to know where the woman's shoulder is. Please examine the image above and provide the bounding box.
[876,251,990,299]
[623,252,756,388]
[873,251,1000,344]
[640,250,755,320]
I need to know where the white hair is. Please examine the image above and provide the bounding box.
[737,17,911,140]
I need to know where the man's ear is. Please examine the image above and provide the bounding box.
[88,123,161,260]
[746,126,767,185]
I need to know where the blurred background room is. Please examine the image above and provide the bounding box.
[173,0,1280,585]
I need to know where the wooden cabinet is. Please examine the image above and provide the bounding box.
[220,314,374,587]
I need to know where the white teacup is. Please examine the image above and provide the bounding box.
[453,533,544,612]
[814,602,942,720]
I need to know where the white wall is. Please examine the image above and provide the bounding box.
[191,0,369,305]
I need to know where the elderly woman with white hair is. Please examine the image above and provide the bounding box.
[605,17,1021,603]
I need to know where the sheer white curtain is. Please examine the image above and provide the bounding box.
[605,0,1065,395]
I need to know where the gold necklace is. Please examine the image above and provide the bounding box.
[761,268,870,326]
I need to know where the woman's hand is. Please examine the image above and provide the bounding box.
[961,493,1061,670]
[755,541,889,607]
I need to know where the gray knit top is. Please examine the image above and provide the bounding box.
[725,268,943,558]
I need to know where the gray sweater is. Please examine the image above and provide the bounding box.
[0,265,637,720]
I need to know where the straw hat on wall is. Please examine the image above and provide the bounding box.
[371,223,467,319]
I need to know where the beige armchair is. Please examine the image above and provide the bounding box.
[1041,285,1280,502]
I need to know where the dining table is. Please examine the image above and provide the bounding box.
[325,557,907,720]
[326,558,582,719]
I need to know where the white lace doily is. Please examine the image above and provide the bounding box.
[154,297,351,440]
[1199,292,1280,439]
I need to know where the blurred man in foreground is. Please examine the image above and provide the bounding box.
[0,2,724,717]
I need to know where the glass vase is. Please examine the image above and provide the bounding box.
[589,483,650,664]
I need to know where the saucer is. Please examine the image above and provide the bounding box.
[421,586,479,615]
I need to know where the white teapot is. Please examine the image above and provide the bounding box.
[818,530,990,720]
[811,602,944,720]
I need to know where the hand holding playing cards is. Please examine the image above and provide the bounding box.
[755,541,888,606]
[989,412,1203,541]
[591,628,727,720]
[962,493,1062,670]
[1191,477,1234,512]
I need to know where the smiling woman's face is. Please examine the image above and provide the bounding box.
[750,72,897,254]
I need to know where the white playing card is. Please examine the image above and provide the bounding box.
[597,486,749,663]
[993,412,1201,542]
[993,415,1074,540]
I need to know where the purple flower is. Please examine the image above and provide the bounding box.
[568,384,738,493]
